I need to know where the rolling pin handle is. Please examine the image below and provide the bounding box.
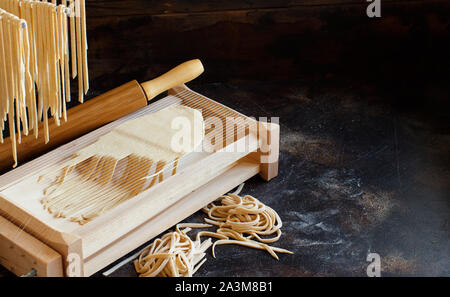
[140,59,204,101]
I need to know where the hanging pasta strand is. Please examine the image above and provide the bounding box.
[68,0,76,78]
[74,0,82,102]
[0,0,89,167]
[0,9,33,167]
[21,1,38,137]
[61,0,70,104]
[62,0,88,100]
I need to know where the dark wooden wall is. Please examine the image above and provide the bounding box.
[83,0,450,97]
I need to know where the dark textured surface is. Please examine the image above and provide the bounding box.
[1,77,449,277]
[100,78,448,277]
[97,75,450,277]
[83,0,450,92]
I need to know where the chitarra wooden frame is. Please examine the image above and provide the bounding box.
[0,60,279,277]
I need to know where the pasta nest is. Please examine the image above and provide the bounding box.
[134,224,212,277]
[200,194,292,260]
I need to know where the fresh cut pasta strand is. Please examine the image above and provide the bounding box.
[133,192,292,276]
[201,193,293,260]
[134,224,212,277]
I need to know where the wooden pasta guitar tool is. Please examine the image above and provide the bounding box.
[0,59,280,276]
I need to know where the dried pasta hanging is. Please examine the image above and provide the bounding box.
[0,9,34,167]
[0,0,89,167]
[33,0,88,102]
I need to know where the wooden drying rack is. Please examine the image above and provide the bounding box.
[0,60,279,277]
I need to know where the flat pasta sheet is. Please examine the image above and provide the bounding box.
[39,105,205,225]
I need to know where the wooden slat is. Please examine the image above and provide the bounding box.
[0,215,63,277]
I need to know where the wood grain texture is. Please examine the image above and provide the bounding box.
[0,197,83,276]
[85,0,418,16]
[0,81,147,174]
[141,59,204,99]
[84,0,450,94]
[0,215,63,277]
[255,122,280,181]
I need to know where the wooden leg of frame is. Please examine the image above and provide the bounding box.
[56,232,84,277]
[0,198,84,276]
[260,160,279,182]
[0,215,63,276]
[258,121,280,181]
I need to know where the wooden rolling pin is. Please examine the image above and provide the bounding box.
[0,59,204,173]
